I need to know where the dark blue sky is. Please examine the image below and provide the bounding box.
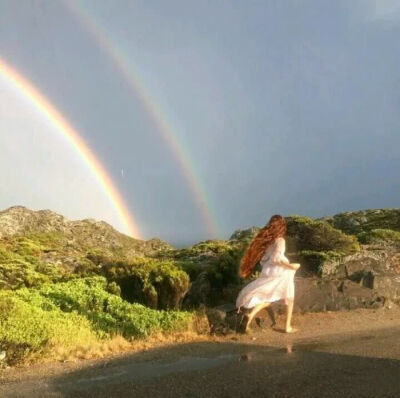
[1,0,400,246]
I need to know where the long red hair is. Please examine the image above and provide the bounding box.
[239,215,287,278]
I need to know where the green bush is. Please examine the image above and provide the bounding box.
[357,229,400,245]
[0,277,193,363]
[286,215,360,253]
[100,258,190,310]
[0,291,98,364]
[206,249,243,289]
[175,261,203,281]
[34,277,192,337]
[0,234,66,290]
[163,240,242,262]
[297,250,343,276]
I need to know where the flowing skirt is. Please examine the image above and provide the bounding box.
[236,267,295,309]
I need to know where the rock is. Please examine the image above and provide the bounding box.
[370,275,400,303]
[294,278,385,312]
[314,249,398,280]
[206,304,237,334]
[0,206,172,258]
[343,251,392,281]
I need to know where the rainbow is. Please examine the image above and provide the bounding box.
[64,1,220,239]
[0,58,141,238]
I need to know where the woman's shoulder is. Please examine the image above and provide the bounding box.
[275,236,285,243]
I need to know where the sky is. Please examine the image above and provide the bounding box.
[1,0,400,246]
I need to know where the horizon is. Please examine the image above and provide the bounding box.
[2,1,400,245]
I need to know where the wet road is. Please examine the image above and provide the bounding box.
[1,325,400,398]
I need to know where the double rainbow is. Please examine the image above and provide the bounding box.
[0,58,141,238]
[64,1,220,239]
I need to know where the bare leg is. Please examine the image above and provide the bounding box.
[266,306,276,326]
[285,299,296,333]
[245,302,271,332]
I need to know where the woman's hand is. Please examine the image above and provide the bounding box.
[281,261,300,271]
[291,263,301,271]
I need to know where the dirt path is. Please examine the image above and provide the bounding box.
[1,307,400,397]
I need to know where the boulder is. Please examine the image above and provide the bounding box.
[295,278,385,312]
[206,303,238,334]
[370,274,400,303]
[303,249,399,280]
[342,251,392,280]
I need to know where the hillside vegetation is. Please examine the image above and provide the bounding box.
[0,206,399,365]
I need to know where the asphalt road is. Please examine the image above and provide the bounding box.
[1,324,400,398]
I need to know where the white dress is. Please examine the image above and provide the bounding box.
[236,237,295,309]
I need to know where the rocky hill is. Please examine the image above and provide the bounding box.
[320,208,400,235]
[0,206,172,258]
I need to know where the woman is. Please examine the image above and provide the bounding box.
[236,215,300,333]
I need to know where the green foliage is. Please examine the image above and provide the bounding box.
[175,261,203,281]
[100,258,190,310]
[166,239,247,284]
[206,248,243,289]
[0,290,98,364]
[286,215,360,254]
[324,209,400,235]
[106,281,121,296]
[0,236,64,290]
[167,240,235,261]
[33,277,192,336]
[0,277,193,363]
[298,250,343,275]
[357,229,400,245]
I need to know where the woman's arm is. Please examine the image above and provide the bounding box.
[279,259,300,270]
[273,238,300,270]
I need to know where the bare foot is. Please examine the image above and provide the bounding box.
[285,327,299,333]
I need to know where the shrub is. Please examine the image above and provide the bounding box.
[206,249,243,289]
[100,259,190,310]
[0,235,64,290]
[297,250,343,276]
[0,277,193,364]
[0,291,98,364]
[286,215,360,253]
[176,261,203,281]
[357,229,400,245]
